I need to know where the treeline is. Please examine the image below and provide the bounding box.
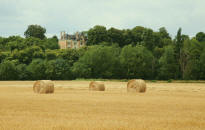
[0,25,205,80]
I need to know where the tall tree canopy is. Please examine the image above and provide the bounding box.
[196,32,205,42]
[24,25,46,39]
[87,25,108,45]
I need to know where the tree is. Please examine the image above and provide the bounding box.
[58,49,79,66]
[45,51,57,60]
[72,61,92,78]
[153,27,172,48]
[0,36,24,51]
[87,25,108,45]
[175,28,183,58]
[12,46,45,64]
[196,32,205,42]
[179,39,191,79]
[158,45,178,80]
[122,29,133,45]
[27,59,46,80]
[7,41,26,52]
[0,60,18,80]
[0,52,7,63]
[130,26,156,51]
[120,45,154,79]
[183,39,203,79]
[107,27,124,47]
[174,28,189,54]
[130,26,145,45]
[23,37,44,48]
[45,58,72,80]
[72,45,120,79]
[159,27,171,40]
[24,25,46,39]
[44,37,59,50]
[141,28,155,50]
[174,28,190,78]
[199,49,205,79]
[16,64,29,80]
[52,35,58,41]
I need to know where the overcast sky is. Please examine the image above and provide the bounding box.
[0,0,205,38]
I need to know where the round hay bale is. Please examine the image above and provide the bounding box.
[127,79,146,93]
[33,80,54,94]
[89,81,105,91]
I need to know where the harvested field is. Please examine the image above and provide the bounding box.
[0,81,205,130]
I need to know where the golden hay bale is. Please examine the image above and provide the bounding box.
[127,79,146,93]
[89,81,105,91]
[33,80,54,94]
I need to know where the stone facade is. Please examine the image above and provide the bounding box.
[58,31,87,49]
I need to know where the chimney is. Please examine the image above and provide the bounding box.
[60,32,63,40]
[64,32,66,40]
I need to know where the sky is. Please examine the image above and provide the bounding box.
[0,0,205,38]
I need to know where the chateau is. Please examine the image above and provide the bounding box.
[58,31,87,49]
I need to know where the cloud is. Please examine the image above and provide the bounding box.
[0,0,205,38]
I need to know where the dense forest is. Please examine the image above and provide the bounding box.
[0,25,205,80]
